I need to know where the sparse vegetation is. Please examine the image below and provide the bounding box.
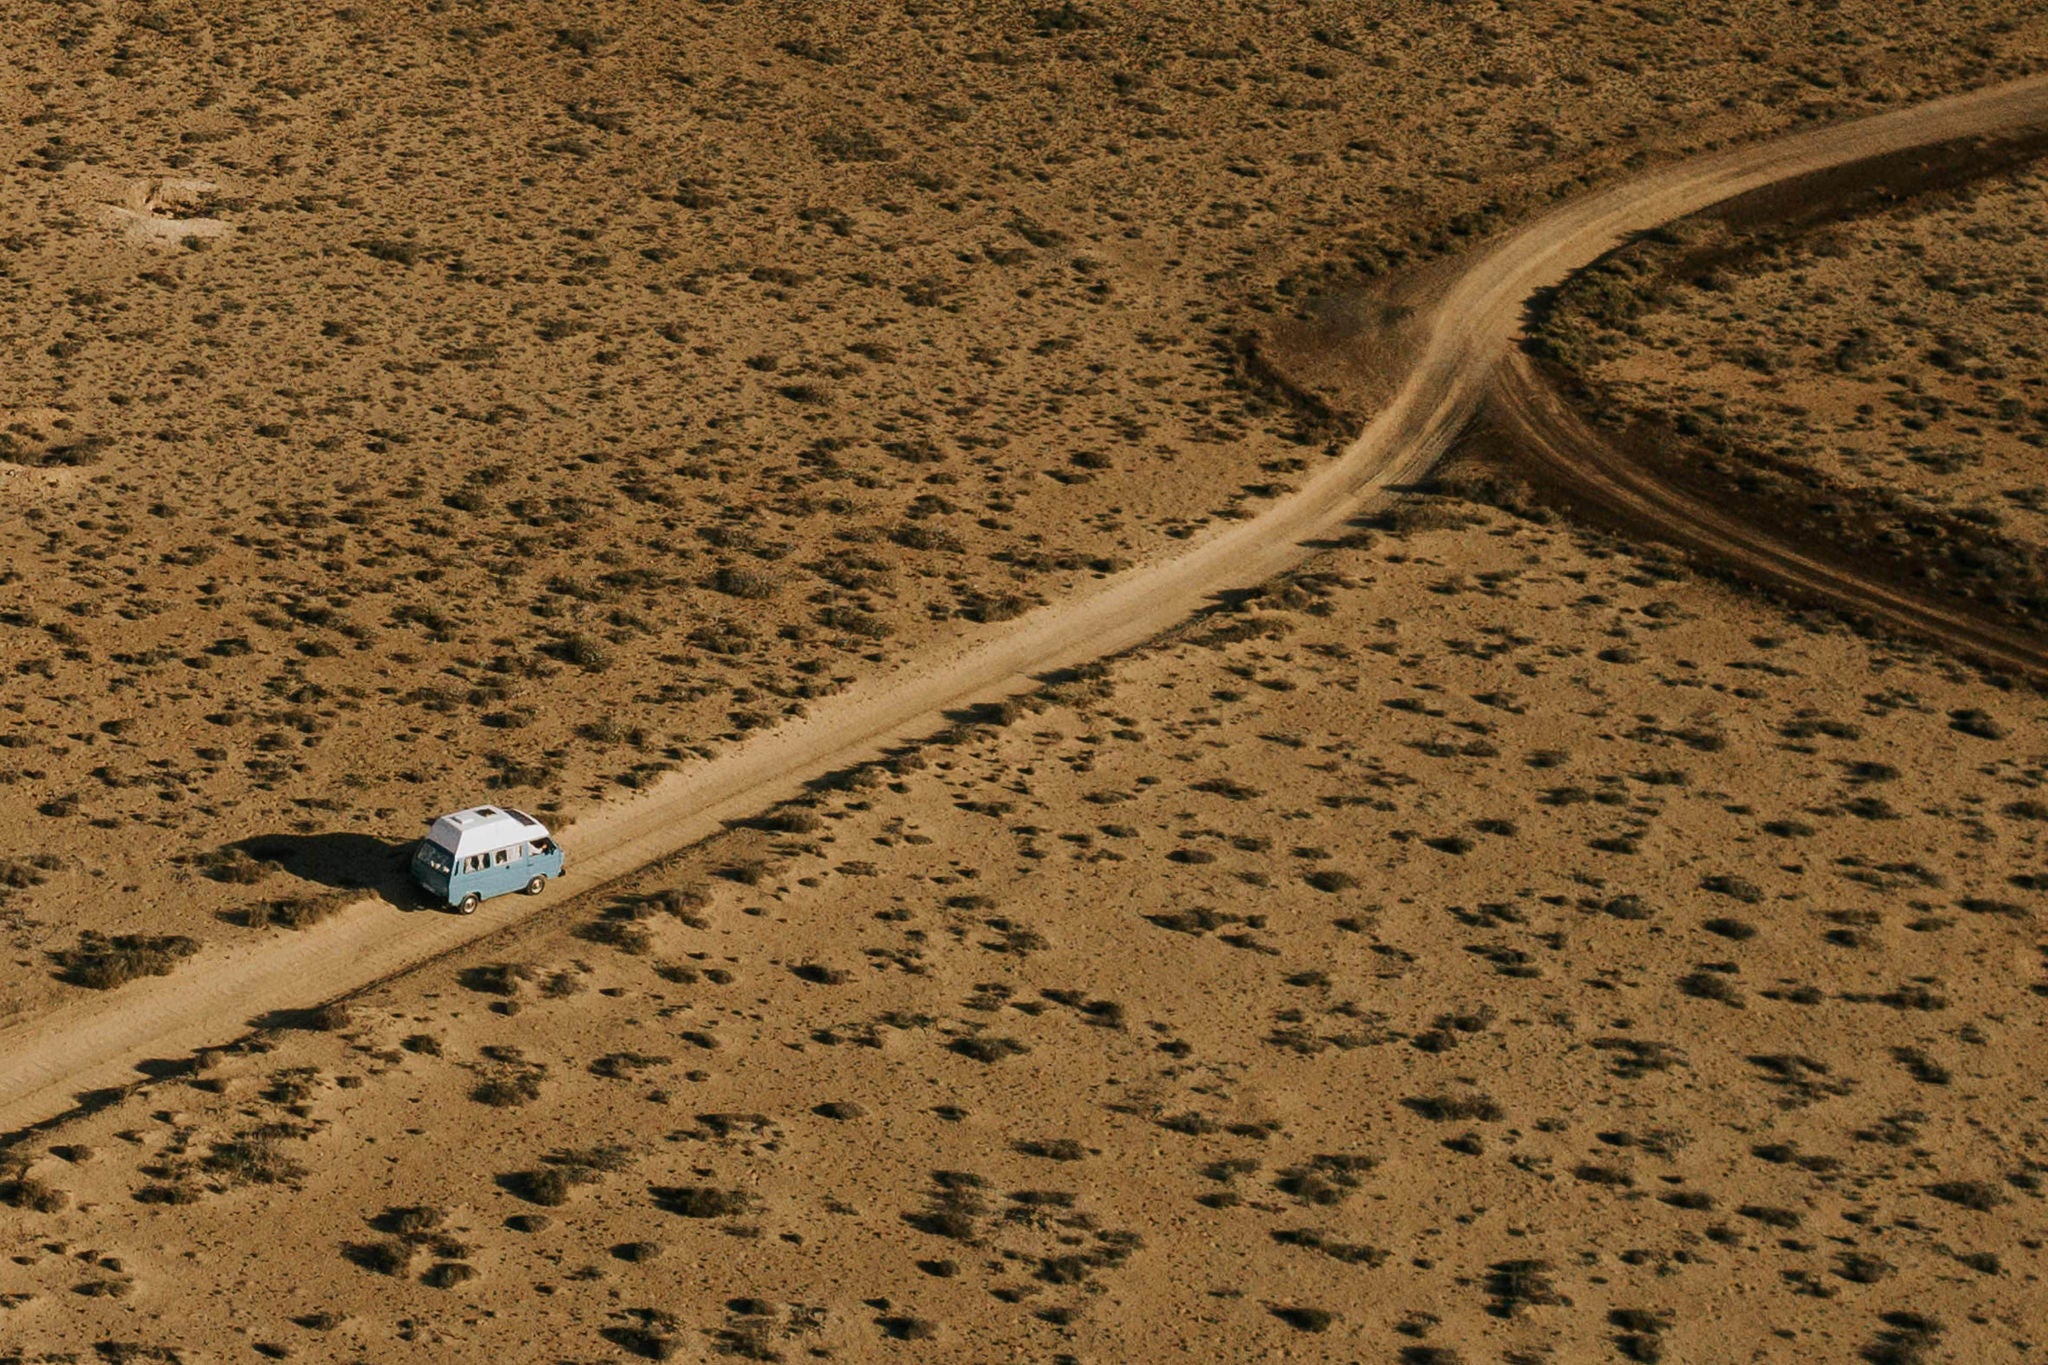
[51,931,199,989]
[241,891,352,930]
[6,7,2047,1362]
[652,1185,753,1219]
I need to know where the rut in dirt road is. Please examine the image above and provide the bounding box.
[1491,352,2048,683]
[1487,128,2048,684]
[4,74,2048,1139]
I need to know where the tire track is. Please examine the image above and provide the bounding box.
[1492,351,2048,681]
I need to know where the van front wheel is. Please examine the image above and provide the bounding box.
[524,875,547,896]
[457,892,482,915]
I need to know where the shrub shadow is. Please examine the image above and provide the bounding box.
[225,831,420,903]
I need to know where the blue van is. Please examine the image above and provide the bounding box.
[411,805,565,913]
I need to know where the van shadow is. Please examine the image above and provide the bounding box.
[226,831,421,905]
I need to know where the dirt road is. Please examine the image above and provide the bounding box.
[1493,351,2048,680]
[4,74,2046,1138]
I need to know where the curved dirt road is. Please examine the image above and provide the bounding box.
[1493,351,2048,680]
[5,75,2047,1137]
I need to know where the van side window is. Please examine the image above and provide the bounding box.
[494,849,509,866]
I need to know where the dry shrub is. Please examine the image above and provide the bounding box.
[509,1146,633,1206]
[1406,1092,1504,1122]
[652,1185,753,1218]
[421,1261,477,1289]
[1927,1180,2004,1212]
[949,1035,1029,1063]
[374,1205,446,1236]
[576,917,654,955]
[243,891,353,930]
[305,1001,354,1031]
[344,1239,414,1276]
[1487,1259,1564,1317]
[52,931,199,989]
[879,1315,939,1340]
[509,1167,574,1207]
[195,847,274,884]
[472,1072,543,1108]
[1271,1306,1336,1332]
[1016,1138,1087,1161]
[201,1128,309,1187]
[0,1171,67,1213]
[461,963,533,996]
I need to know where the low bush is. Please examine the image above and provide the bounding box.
[52,932,199,989]
[1486,1259,1564,1317]
[949,1035,1029,1063]
[195,847,274,884]
[507,1147,632,1206]
[1677,970,1744,1006]
[0,1172,67,1212]
[542,633,611,672]
[242,891,352,930]
[1406,1093,1504,1123]
[1702,874,1764,904]
[421,1261,477,1289]
[879,1316,939,1341]
[652,1185,753,1218]
[344,1239,414,1276]
[306,1001,353,1031]
[472,1072,543,1108]
[1016,1138,1086,1161]
[202,1129,308,1187]
[374,1205,446,1236]
[1927,1180,2003,1211]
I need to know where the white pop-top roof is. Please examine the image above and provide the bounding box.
[425,805,550,858]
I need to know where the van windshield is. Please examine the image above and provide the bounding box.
[416,840,456,874]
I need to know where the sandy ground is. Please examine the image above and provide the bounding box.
[4,4,2048,1362]
[5,508,2045,1362]
[3,1,2044,1028]
[1482,131,2048,681]
[8,73,2045,1150]
[1587,165,2048,545]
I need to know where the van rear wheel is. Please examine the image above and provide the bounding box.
[457,892,481,915]
[524,875,547,896]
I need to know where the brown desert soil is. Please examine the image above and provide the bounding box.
[4,4,2048,1362]
[1580,155,2048,548]
[2,0,2044,1019]
[1489,348,2048,682]
[1495,131,2048,676]
[7,73,2048,1144]
[6,508,2047,1362]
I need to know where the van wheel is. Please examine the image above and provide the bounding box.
[457,893,481,915]
[524,875,547,896]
